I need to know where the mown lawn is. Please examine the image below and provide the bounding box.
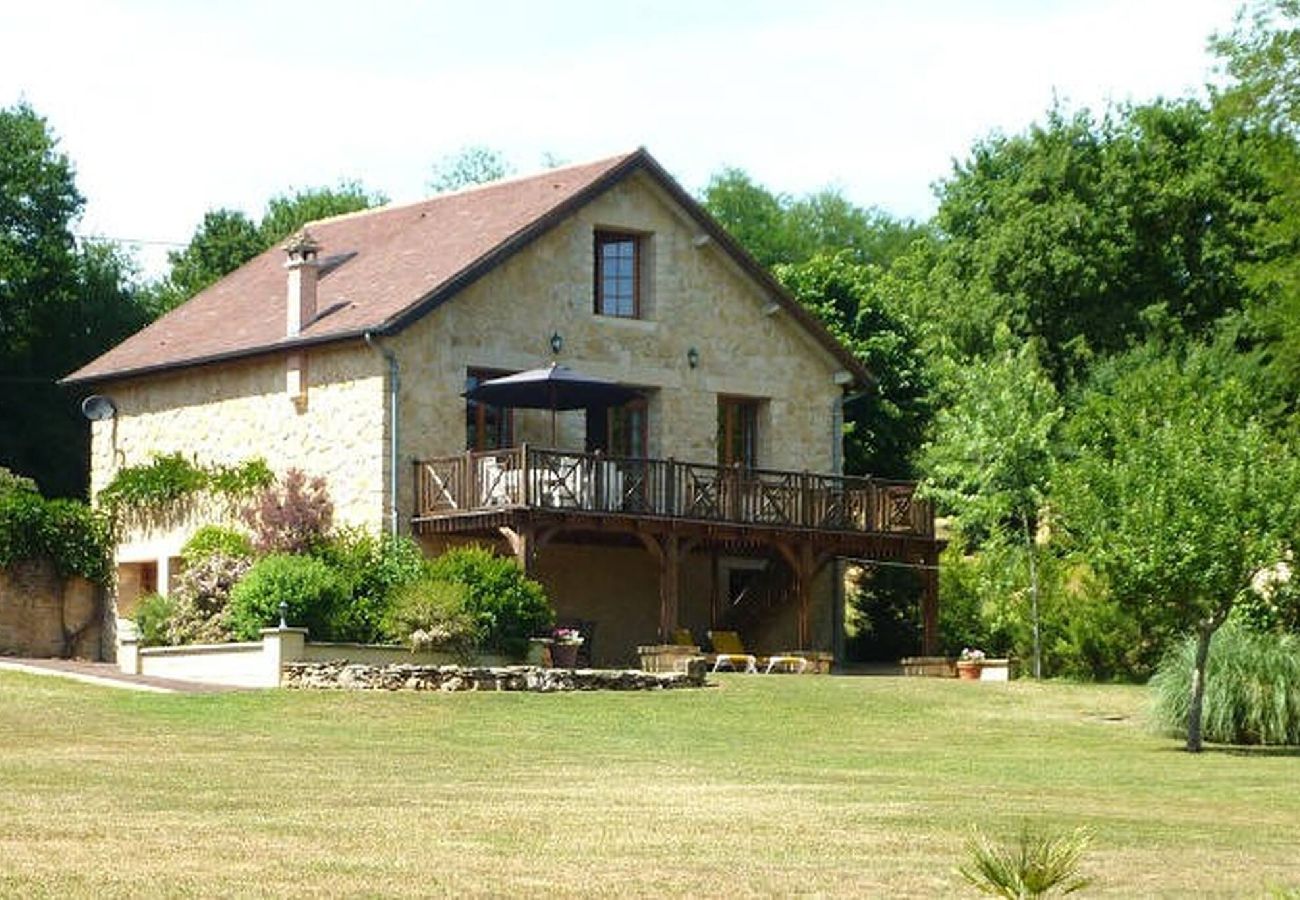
[0,671,1296,897]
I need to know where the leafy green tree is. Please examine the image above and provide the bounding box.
[1056,350,1300,750]
[0,103,152,497]
[891,100,1274,388]
[0,102,81,360]
[428,145,514,193]
[700,167,925,270]
[700,168,794,268]
[150,182,384,312]
[149,209,261,310]
[258,181,382,245]
[1211,1,1300,405]
[921,335,1063,676]
[773,252,931,477]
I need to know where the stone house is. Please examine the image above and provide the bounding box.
[66,149,940,667]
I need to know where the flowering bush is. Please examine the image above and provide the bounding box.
[552,627,584,645]
[244,469,333,555]
[960,647,987,662]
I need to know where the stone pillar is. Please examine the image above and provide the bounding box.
[261,627,308,687]
[117,631,141,675]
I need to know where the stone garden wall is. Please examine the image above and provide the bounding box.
[283,659,709,692]
[0,559,103,659]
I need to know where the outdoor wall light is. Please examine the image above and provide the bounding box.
[550,331,564,354]
[687,346,700,369]
[278,600,289,629]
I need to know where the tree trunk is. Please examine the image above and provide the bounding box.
[1185,625,1215,753]
[1025,518,1041,679]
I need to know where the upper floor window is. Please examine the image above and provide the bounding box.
[718,396,760,469]
[594,230,641,318]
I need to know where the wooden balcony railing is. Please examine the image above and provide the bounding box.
[413,445,934,538]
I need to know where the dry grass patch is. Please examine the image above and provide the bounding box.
[0,673,1297,897]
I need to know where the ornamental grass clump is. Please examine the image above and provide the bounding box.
[957,824,1093,898]
[1150,625,1300,746]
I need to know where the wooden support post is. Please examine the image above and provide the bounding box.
[660,535,681,642]
[920,546,940,656]
[797,541,814,650]
[709,547,720,627]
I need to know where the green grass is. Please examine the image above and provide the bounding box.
[1,673,1297,897]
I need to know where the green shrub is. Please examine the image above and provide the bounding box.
[0,490,113,585]
[181,525,253,563]
[314,529,427,643]
[1150,625,1300,746]
[0,466,37,498]
[133,593,177,648]
[426,545,553,659]
[227,554,349,641]
[382,577,479,659]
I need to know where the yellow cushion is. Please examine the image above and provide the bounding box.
[670,628,694,646]
[709,631,746,655]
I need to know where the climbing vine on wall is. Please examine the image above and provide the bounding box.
[98,453,274,528]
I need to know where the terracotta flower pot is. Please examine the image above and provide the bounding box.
[550,642,580,668]
[956,661,982,681]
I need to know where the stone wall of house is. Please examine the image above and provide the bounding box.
[88,345,388,571]
[0,559,103,659]
[391,169,847,521]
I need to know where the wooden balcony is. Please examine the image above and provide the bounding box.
[412,445,933,539]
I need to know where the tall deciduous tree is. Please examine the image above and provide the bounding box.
[1057,350,1300,750]
[889,100,1274,389]
[428,145,513,194]
[700,167,925,270]
[920,335,1063,676]
[0,103,151,497]
[1212,0,1300,404]
[773,252,931,478]
[149,182,384,312]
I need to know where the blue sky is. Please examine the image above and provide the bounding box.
[3,0,1241,277]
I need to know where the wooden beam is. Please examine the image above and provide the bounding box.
[498,524,535,577]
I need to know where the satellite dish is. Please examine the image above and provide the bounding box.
[81,395,117,421]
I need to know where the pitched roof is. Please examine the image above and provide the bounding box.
[66,149,868,385]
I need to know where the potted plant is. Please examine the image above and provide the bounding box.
[956,647,986,680]
[549,627,584,668]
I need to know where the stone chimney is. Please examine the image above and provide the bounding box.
[283,228,322,337]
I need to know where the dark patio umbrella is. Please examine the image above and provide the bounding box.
[463,363,641,444]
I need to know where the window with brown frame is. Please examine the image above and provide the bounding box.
[717,397,760,468]
[465,368,514,450]
[608,398,648,458]
[594,230,641,318]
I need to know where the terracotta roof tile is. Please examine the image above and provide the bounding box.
[66,152,641,383]
[66,148,869,386]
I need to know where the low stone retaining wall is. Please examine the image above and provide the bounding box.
[283,660,709,692]
[1,559,104,659]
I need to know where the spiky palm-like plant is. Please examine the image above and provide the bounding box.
[957,824,1093,898]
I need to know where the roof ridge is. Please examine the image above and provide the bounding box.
[303,150,642,230]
